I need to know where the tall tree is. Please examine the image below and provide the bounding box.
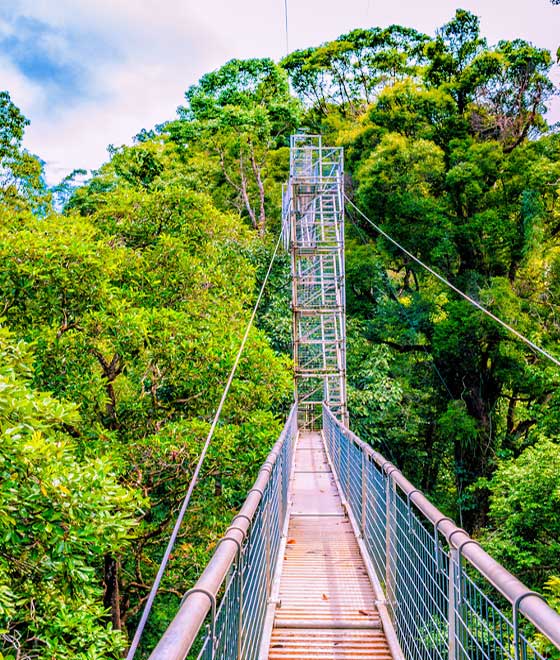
[0,326,138,659]
[167,59,300,235]
[281,26,429,118]
[0,91,49,211]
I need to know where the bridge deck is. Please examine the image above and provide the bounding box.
[267,432,392,660]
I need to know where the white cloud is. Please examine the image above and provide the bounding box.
[2,0,228,183]
[0,55,46,112]
[0,16,15,38]
[25,65,183,182]
[2,0,558,184]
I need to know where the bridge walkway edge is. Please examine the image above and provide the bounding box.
[259,431,404,660]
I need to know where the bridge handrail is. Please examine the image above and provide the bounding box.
[322,404,560,652]
[148,404,297,660]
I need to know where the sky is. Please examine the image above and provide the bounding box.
[1,0,559,185]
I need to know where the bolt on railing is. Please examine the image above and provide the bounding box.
[148,405,297,660]
[323,404,560,660]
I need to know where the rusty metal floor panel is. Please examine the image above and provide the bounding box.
[267,431,392,659]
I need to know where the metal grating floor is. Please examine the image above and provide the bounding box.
[267,432,392,659]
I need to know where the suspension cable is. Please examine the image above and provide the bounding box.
[345,195,560,368]
[126,231,284,660]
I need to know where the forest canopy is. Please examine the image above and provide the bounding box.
[0,8,559,658]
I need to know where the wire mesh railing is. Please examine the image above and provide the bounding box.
[323,404,560,660]
[148,405,297,660]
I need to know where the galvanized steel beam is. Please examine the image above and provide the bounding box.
[283,134,348,429]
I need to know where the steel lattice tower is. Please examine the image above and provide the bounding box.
[283,134,348,428]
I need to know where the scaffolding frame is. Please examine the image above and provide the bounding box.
[283,134,348,428]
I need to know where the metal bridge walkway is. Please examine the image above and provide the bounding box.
[148,406,560,660]
[146,132,560,660]
[266,431,392,660]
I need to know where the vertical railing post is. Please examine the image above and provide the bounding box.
[385,473,396,613]
[513,592,549,660]
[265,488,271,598]
[237,551,244,660]
[361,451,367,536]
[337,423,342,479]
[448,548,457,660]
[345,430,350,499]
[210,619,216,660]
[278,448,284,530]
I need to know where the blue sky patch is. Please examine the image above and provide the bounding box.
[0,11,117,107]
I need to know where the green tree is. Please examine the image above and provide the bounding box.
[424,9,488,115]
[167,59,300,235]
[344,20,559,529]
[0,91,49,212]
[0,326,139,659]
[281,26,428,118]
[423,10,554,149]
[1,149,292,645]
[482,437,560,587]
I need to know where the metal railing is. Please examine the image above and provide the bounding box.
[323,404,560,660]
[149,405,297,660]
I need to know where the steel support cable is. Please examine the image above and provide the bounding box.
[345,195,560,368]
[126,231,284,660]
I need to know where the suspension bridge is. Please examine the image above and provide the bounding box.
[135,135,560,660]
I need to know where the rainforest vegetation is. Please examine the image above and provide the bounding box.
[1,8,559,658]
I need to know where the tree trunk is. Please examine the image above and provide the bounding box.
[239,152,258,231]
[91,349,123,430]
[104,554,122,630]
[249,146,266,237]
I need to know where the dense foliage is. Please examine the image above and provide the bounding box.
[0,89,292,657]
[0,7,559,658]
